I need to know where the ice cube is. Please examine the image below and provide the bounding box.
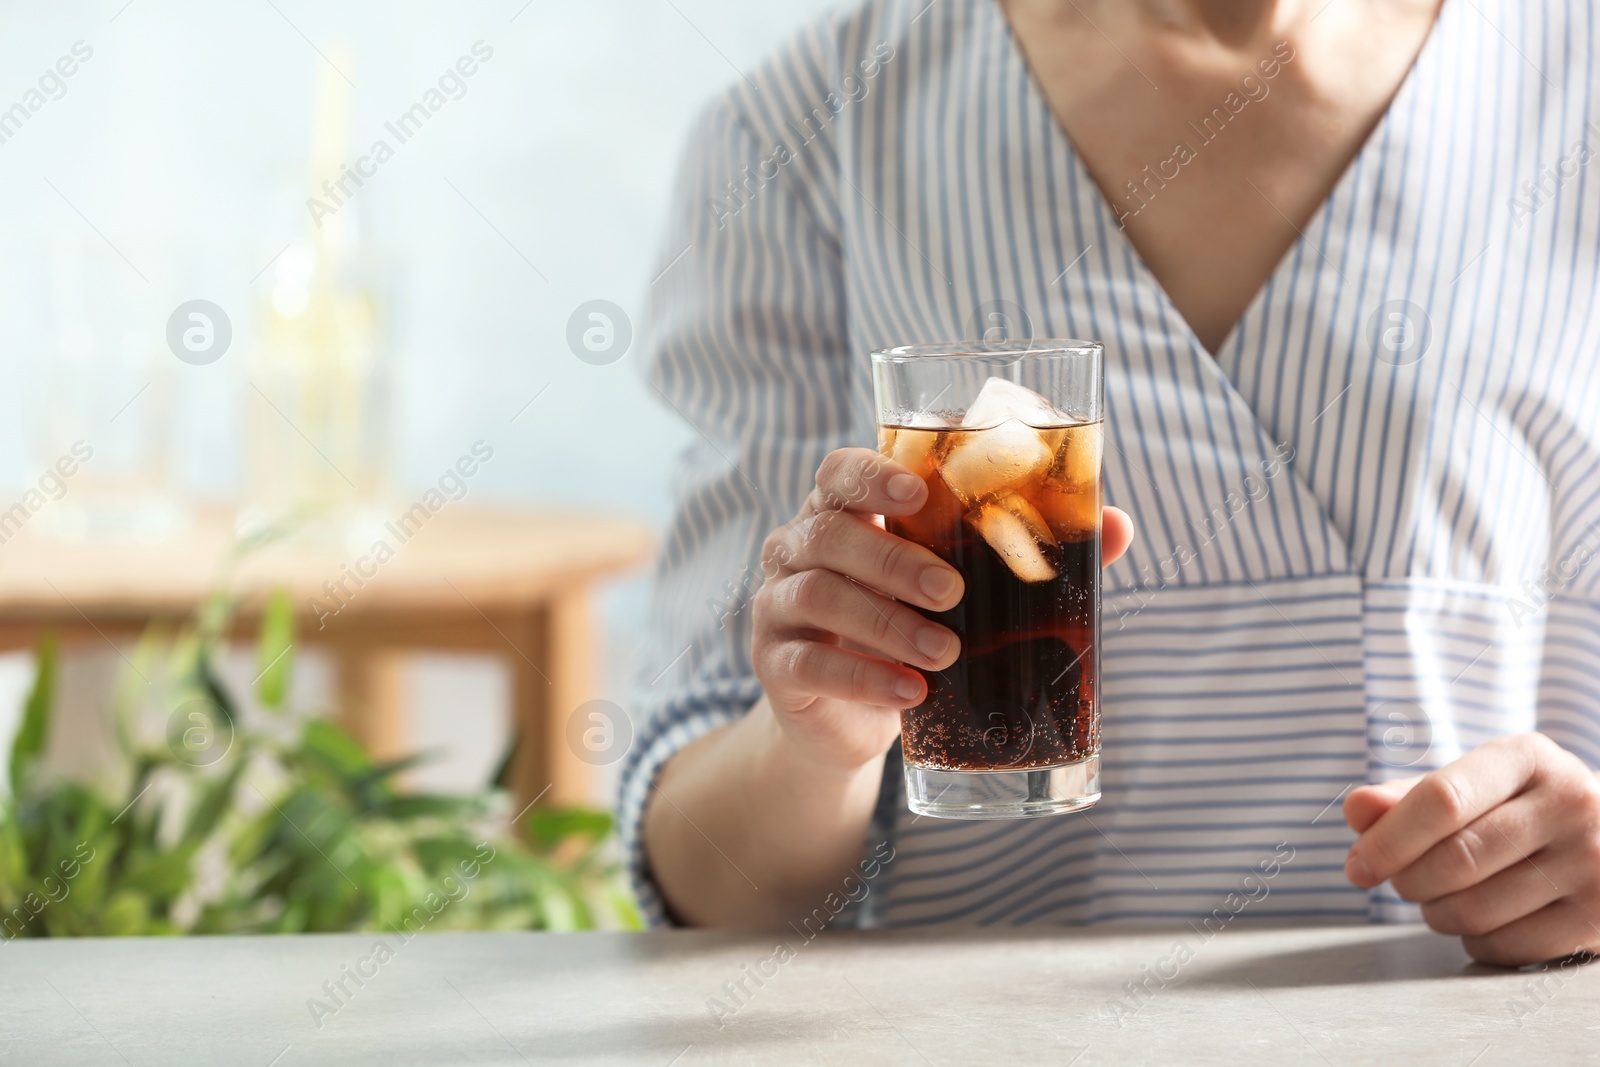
[937,420,1053,506]
[998,491,1057,546]
[1044,423,1102,491]
[966,493,1058,583]
[887,426,947,476]
[1037,484,1098,542]
[962,377,1066,430]
[1038,423,1101,540]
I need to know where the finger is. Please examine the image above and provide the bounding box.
[779,509,963,612]
[809,447,926,519]
[760,638,925,711]
[1102,507,1134,568]
[765,570,960,671]
[1461,899,1600,968]
[1390,791,1563,902]
[1344,777,1420,835]
[1346,736,1545,889]
[1421,848,1570,937]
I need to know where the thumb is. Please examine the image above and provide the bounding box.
[1102,507,1134,568]
[1343,776,1422,835]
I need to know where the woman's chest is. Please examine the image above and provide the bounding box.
[835,0,1600,585]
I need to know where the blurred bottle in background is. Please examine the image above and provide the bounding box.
[248,46,390,540]
[37,234,182,544]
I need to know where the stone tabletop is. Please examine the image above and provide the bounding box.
[3,924,1593,1065]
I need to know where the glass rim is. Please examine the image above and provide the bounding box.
[871,339,1102,362]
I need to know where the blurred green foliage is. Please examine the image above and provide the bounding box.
[0,587,639,940]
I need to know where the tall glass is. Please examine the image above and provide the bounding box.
[871,341,1104,819]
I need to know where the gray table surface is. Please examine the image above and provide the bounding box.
[2,923,1595,1065]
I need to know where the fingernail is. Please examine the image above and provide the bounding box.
[920,567,958,602]
[1346,852,1375,886]
[887,473,923,501]
[893,674,922,700]
[915,627,951,661]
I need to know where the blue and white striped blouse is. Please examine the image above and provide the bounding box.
[619,0,1600,928]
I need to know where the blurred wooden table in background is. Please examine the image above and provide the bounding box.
[0,505,652,810]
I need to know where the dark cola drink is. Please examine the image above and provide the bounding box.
[880,382,1101,776]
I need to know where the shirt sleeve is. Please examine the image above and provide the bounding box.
[616,92,853,926]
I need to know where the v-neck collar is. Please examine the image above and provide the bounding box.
[984,0,1457,365]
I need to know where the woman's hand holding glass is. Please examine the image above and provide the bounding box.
[750,446,1133,776]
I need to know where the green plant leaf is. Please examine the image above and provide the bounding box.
[112,625,166,760]
[351,751,447,810]
[534,882,580,932]
[255,588,296,711]
[376,795,489,822]
[300,719,371,778]
[180,757,248,852]
[8,634,57,797]
[356,749,443,788]
[490,731,519,791]
[523,806,612,849]
[0,822,27,909]
[195,590,235,649]
[99,889,151,936]
[120,845,200,902]
[198,654,239,736]
[2,570,634,939]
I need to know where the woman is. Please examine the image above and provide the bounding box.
[622,0,1600,966]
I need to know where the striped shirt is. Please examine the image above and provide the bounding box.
[619,0,1600,928]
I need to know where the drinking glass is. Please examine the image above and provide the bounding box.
[871,340,1104,819]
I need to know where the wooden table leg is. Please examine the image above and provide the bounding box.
[544,588,595,806]
[505,589,594,814]
[332,643,410,766]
